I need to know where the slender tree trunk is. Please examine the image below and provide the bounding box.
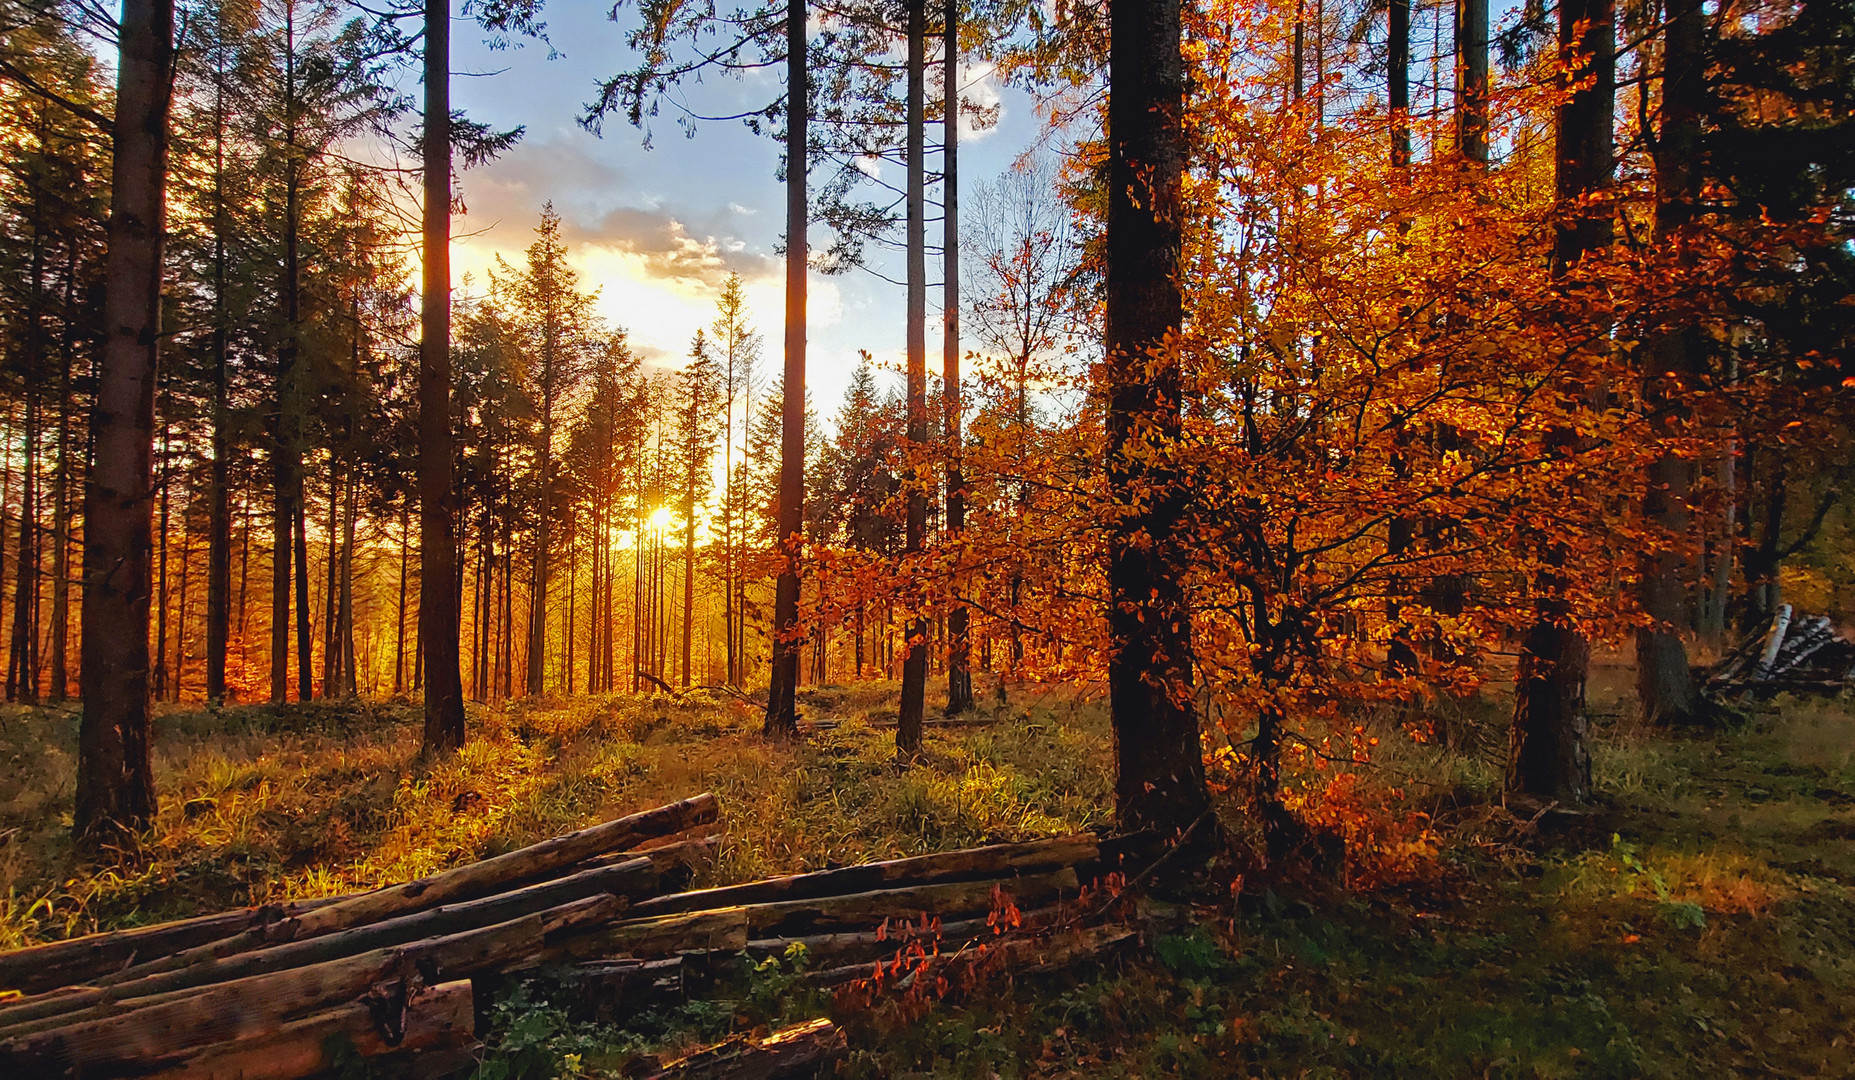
[1389,0,1410,168]
[682,483,695,688]
[323,469,340,697]
[174,474,193,701]
[943,0,972,717]
[897,0,930,754]
[294,494,310,699]
[1104,0,1210,835]
[76,0,172,840]
[1508,0,1613,802]
[206,68,231,703]
[10,384,39,703]
[338,473,356,696]
[1455,0,1488,164]
[48,255,74,703]
[764,0,807,736]
[395,503,408,693]
[1635,0,1704,725]
[420,0,466,749]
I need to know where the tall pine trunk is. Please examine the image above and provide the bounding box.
[1455,0,1488,164]
[1105,0,1209,835]
[764,0,807,736]
[48,254,74,702]
[420,0,466,750]
[76,0,172,839]
[943,0,973,717]
[897,0,929,754]
[206,66,231,703]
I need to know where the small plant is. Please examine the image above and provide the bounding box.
[1610,835,1708,930]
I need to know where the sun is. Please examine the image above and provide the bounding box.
[646,505,677,534]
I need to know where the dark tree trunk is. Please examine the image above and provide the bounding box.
[764,0,806,737]
[1635,0,1704,725]
[1389,0,1410,168]
[10,384,39,704]
[206,71,231,703]
[76,0,173,840]
[1455,0,1488,164]
[943,0,973,718]
[1508,0,1613,803]
[1104,0,1209,835]
[420,0,466,750]
[395,503,409,694]
[294,494,311,699]
[898,0,929,755]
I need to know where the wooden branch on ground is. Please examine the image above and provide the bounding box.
[640,1017,846,1079]
[138,979,475,1080]
[92,794,717,986]
[0,896,618,1071]
[744,904,1069,966]
[0,859,654,1030]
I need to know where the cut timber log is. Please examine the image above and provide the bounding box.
[737,867,1079,936]
[0,859,653,1031]
[552,868,1081,963]
[641,1017,846,1080]
[0,895,346,998]
[744,904,1068,966]
[629,835,1095,918]
[0,896,617,1073]
[546,909,750,962]
[139,979,474,1080]
[94,794,718,986]
[544,958,685,1022]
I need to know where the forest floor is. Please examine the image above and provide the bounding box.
[3,673,1854,1077]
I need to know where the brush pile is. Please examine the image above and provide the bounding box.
[1706,603,1855,696]
[0,793,1111,1079]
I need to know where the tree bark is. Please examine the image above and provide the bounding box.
[206,66,231,703]
[943,0,973,717]
[763,0,806,737]
[75,0,171,841]
[1634,0,1704,725]
[898,0,929,755]
[1508,0,1613,802]
[1454,0,1488,164]
[1104,0,1210,836]
[420,0,466,750]
[1389,0,1410,168]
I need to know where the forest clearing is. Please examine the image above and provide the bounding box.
[3,678,1855,1076]
[0,0,1849,1065]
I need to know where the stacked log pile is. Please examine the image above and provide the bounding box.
[0,794,1110,1079]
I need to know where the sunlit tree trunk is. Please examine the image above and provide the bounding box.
[420,0,466,750]
[1104,0,1209,835]
[764,0,807,736]
[76,0,172,839]
[1455,0,1488,164]
[897,0,929,754]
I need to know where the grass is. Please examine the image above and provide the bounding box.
[3,680,1854,1077]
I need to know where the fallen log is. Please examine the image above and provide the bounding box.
[641,1016,846,1080]
[0,858,654,1031]
[541,957,685,1023]
[93,794,718,986]
[0,894,348,998]
[629,835,1094,919]
[743,904,1069,966]
[137,978,475,1080]
[736,867,1079,937]
[0,895,618,1072]
[552,868,1079,963]
[545,909,751,962]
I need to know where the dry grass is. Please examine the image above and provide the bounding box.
[0,685,1112,948]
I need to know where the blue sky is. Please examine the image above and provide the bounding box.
[447,0,1061,417]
